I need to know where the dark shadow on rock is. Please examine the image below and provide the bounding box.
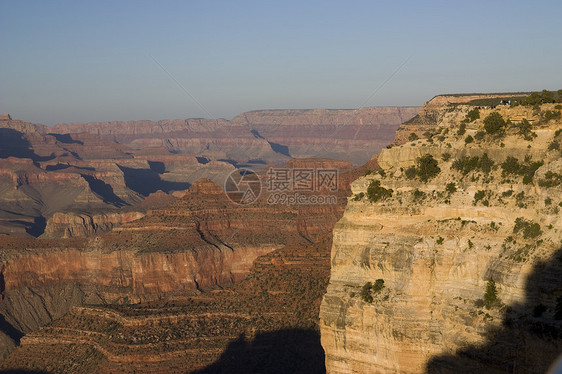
[47,133,83,145]
[191,329,325,374]
[147,160,166,174]
[45,164,94,172]
[80,174,128,207]
[117,165,190,196]
[25,216,46,238]
[0,315,23,345]
[0,129,54,162]
[426,249,562,374]
[196,156,210,164]
[267,141,291,158]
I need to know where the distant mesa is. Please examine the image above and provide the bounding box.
[0,113,11,121]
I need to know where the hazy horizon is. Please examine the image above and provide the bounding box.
[1,0,561,125]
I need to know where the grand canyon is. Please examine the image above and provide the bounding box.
[0,90,561,373]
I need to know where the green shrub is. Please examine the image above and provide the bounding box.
[446,182,457,194]
[452,153,494,175]
[353,192,365,201]
[436,236,444,245]
[501,156,543,183]
[479,153,494,174]
[474,131,485,140]
[538,171,562,187]
[408,132,419,141]
[367,180,393,202]
[548,140,560,151]
[457,122,466,136]
[465,135,474,144]
[442,152,451,161]
[415,154,441,182]
[483,112,506,135]
[521,89,562,106]
[513,218,542,239]
[484,280,501,309]
[474,190,486,204]
[514,118,536,141]
[405,166,416,179]
[361,279,385,303]
[413,189,426,201]
[465,108,480,122]
[543,110,561,122]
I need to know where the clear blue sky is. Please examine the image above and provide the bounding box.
[1,0,561,125]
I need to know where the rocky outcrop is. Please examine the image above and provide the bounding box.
[320,100,562,373]
[393,93,529,145]
[41,211,146,238]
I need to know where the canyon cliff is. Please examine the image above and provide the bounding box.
[0,157,355,370]
[52,107,418,166]
[320,95,562,373]
[1,107,416,237]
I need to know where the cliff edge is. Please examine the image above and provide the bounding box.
[320,94,562,373]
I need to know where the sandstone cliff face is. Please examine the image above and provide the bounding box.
[41,211,146,238]
[320,102,562,373]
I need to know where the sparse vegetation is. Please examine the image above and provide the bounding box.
[367,180,393,203]
[361,279,385,303]
[353,192,364,201]
[474,131,485,141]
[442,152,451,162]
[464,108,480,123]
[415,154,441,182]
[483,112,506,135]
[514,118,536,141]
[408,132,419,141]
[513,218,542,239]
[465,135,474,144]
[452,153,494,175]
[483,280,501,309]
[549,140,560,151]
[538,171,562,187]
[541,110,561,123]
[446,182,457,194]
[405,166,416,180]
[521,89,562,106]
[473,190,487,205]
[457,122,466,136]
[413,189,426,202]
[501,156,543,184]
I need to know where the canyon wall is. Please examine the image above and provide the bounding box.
[320,100,562,373]
[52,107,418,166]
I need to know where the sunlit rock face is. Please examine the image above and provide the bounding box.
[320,97,562,374]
